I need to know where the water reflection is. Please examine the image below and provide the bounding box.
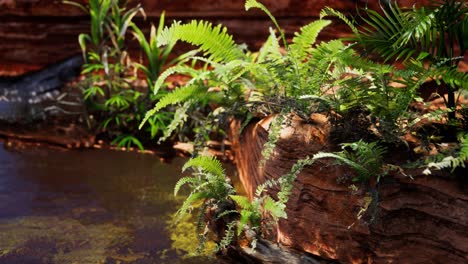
[0,144,229,263]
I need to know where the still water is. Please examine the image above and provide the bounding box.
[0,144,232,264]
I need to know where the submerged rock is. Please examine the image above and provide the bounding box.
[0,54,83,122]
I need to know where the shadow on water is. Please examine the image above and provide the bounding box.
[0,144,234,264]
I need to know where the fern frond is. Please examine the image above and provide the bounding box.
[245,0,287,48]
[215,210,238,220]
[215,221,237,252]
[155,85,208,112]
[441,67,468,90]
[260,113,285,165]
[176,191,209,220]
[158,101,190,143]
[174,176,201,196]
[183,155,225,178]
[140,86,206,129]
[229,195,253,210]
[238,210,253,236]
[313,152,369,177]
[257,28,282,63]
[290,19,332,58]
[157,20,244,63]
[153,65,201,95]
[255,178,279,197]
[263,195,287,220]
[425,133,468,174]
[320,7,359,35]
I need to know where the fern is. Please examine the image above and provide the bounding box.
[157,20,245,63]
[255,178,280,197]
[290,19,332,58]
[153,65,202,95]
[214,221,237,252]
[140,86,206,129]
[277,157,314,204]
[176,191,210,220]
[424,133,468,174]
[174,176,202,196]
[156,86,207,112]
[320,7,359,35]
[256,28,282,63]
[263,196,287,220]
[182,155,226,178]
[260,113,285,165]
[229,195,253,211]
[158,101,190,143]
[245,0,287,48]
[313,141,387,182]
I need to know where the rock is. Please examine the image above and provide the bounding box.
[0,0,431,73]
[0,55,83,122]
[229,114,468,264]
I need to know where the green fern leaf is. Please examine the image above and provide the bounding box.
[139,86,206,129]
[320,7,359,35]
[175,191,209,220]
[155,85,207,112]
[290,19,332,58]
[153,65,201,95]
[245,0,287,48]
[230,195,252,210]
[182,155,225,178]
[238,210,253,236]
[263,195,287,220]
[257,28,282,63]
[157,20,244,63]
[313,152,369,178]
[174,176,201,196]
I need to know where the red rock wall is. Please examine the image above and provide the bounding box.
[0,0,429,74]
[229,115,468,264]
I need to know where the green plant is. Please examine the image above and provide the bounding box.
[314,140,387,182]
[66,0,187,148]
[173,155,236,252]
[322,1,467,120]
[423,132,468,174]
[140,0,340,149]
[66,0,141,147]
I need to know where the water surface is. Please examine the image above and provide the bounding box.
[0,144,230,263]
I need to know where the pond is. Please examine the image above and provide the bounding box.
[0,144,236,264]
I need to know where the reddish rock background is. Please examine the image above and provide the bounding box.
[0,0,430,75]
[230,115,468,264]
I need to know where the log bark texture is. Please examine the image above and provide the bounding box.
[229,114,468,264]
